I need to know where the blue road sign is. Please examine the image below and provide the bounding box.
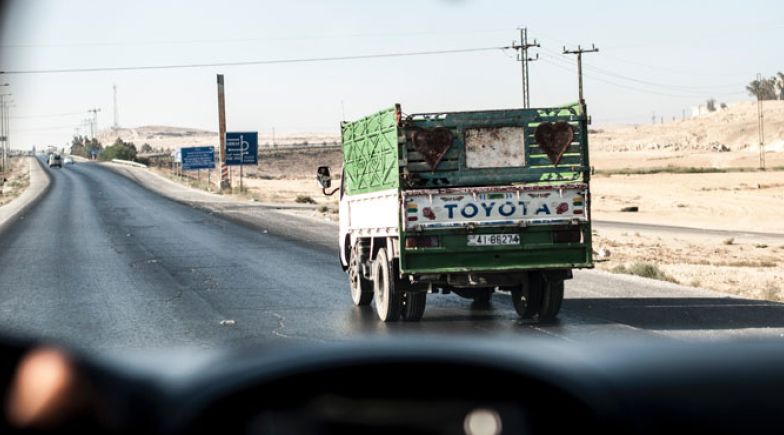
[181,146,215,170]
[225,132,258,166]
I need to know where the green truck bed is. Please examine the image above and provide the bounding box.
[340,103,593,275]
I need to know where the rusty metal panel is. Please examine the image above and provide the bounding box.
[411,127,453,171]
[533,121,574,165]
[464,127,526,168]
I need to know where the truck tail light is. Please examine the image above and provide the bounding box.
[405,236,440,249]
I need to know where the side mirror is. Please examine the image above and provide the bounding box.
[316,166,331,189]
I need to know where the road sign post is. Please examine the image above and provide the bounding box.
[225,132,258,165]
[216,74,230,191]
[180,146,216,170]
[225,131,258,192]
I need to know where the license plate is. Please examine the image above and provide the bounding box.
[467,234,520,246]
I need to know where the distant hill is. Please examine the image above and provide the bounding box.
[97,101,784,155]
[592,101,784,152]
[97,126,339,151]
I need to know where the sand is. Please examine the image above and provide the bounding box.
[0,158,31,207]
[133,99,784,301]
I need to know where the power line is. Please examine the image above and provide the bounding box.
[538,55,737,99]
[13,125,78,132]
[1,46,513,75]
[0,28,514,49]
[11,110,85,119]
[534,33,755,81]
[592,51,750,79]
[581,60,743,91]
[538,46,743,92]
[538,53,745,98]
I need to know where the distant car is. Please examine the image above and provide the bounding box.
[63,155,74,165]
[48,154,62,168]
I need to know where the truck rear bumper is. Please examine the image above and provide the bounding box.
[399,224,593,275]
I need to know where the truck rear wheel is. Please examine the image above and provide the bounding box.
[511,273,564,321]
[536,274,564,321]
[348,243,373,306]
[511,285,540,319]
[402,291,426,322]
[372,248,401,322]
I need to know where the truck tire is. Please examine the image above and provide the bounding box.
[511,285,540,319]
[348,243,373,306]
[372,248,401,322]
[402,291,426,322]
[537,274,564,322]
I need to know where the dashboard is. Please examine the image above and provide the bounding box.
[1,337,783,434]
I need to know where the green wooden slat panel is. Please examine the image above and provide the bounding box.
[408,170,585,188]
[526,144,581,155]
[527,154,582,167]
[341,106,400,195]
[407,160,460,172]
[341,103,589,194]
[405,148,461,161]
[526,130,582,140]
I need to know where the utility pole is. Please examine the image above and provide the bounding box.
[0,83,7,175]
[757,73,766,170]
[561,44,598,203]
[562,44,599,113]
[216,74,230,190]
[0,94,7,175]
[81,119,91,138]
[0,92,11,175]
[4,100,11,172]
[112,84,120,130]
[512,27,540,108]
[87,108,101,139]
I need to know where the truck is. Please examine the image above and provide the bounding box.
[317,103,593,322]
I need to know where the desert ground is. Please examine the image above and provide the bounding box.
[119,100,784,301]
[0,157,31,207]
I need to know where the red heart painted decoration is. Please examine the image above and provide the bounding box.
[534,121,574,166]
[412,127,453,171]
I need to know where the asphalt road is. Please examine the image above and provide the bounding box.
[593,220,784,241]
[1,159,783,354]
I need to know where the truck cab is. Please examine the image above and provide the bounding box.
[318,103,593,323]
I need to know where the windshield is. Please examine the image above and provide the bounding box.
[0,0,782,356]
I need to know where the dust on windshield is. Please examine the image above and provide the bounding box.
[0,0,782,353]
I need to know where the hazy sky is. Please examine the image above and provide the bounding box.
[1,0,781,149]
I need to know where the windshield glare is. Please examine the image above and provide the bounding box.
[0,0,782,356]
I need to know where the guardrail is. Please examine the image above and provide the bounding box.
[259,144,341,154]
[111,159,148,168]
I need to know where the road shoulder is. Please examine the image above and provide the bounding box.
[99,161,780,304]
[0,157,51,234]
[100,162,339,251]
